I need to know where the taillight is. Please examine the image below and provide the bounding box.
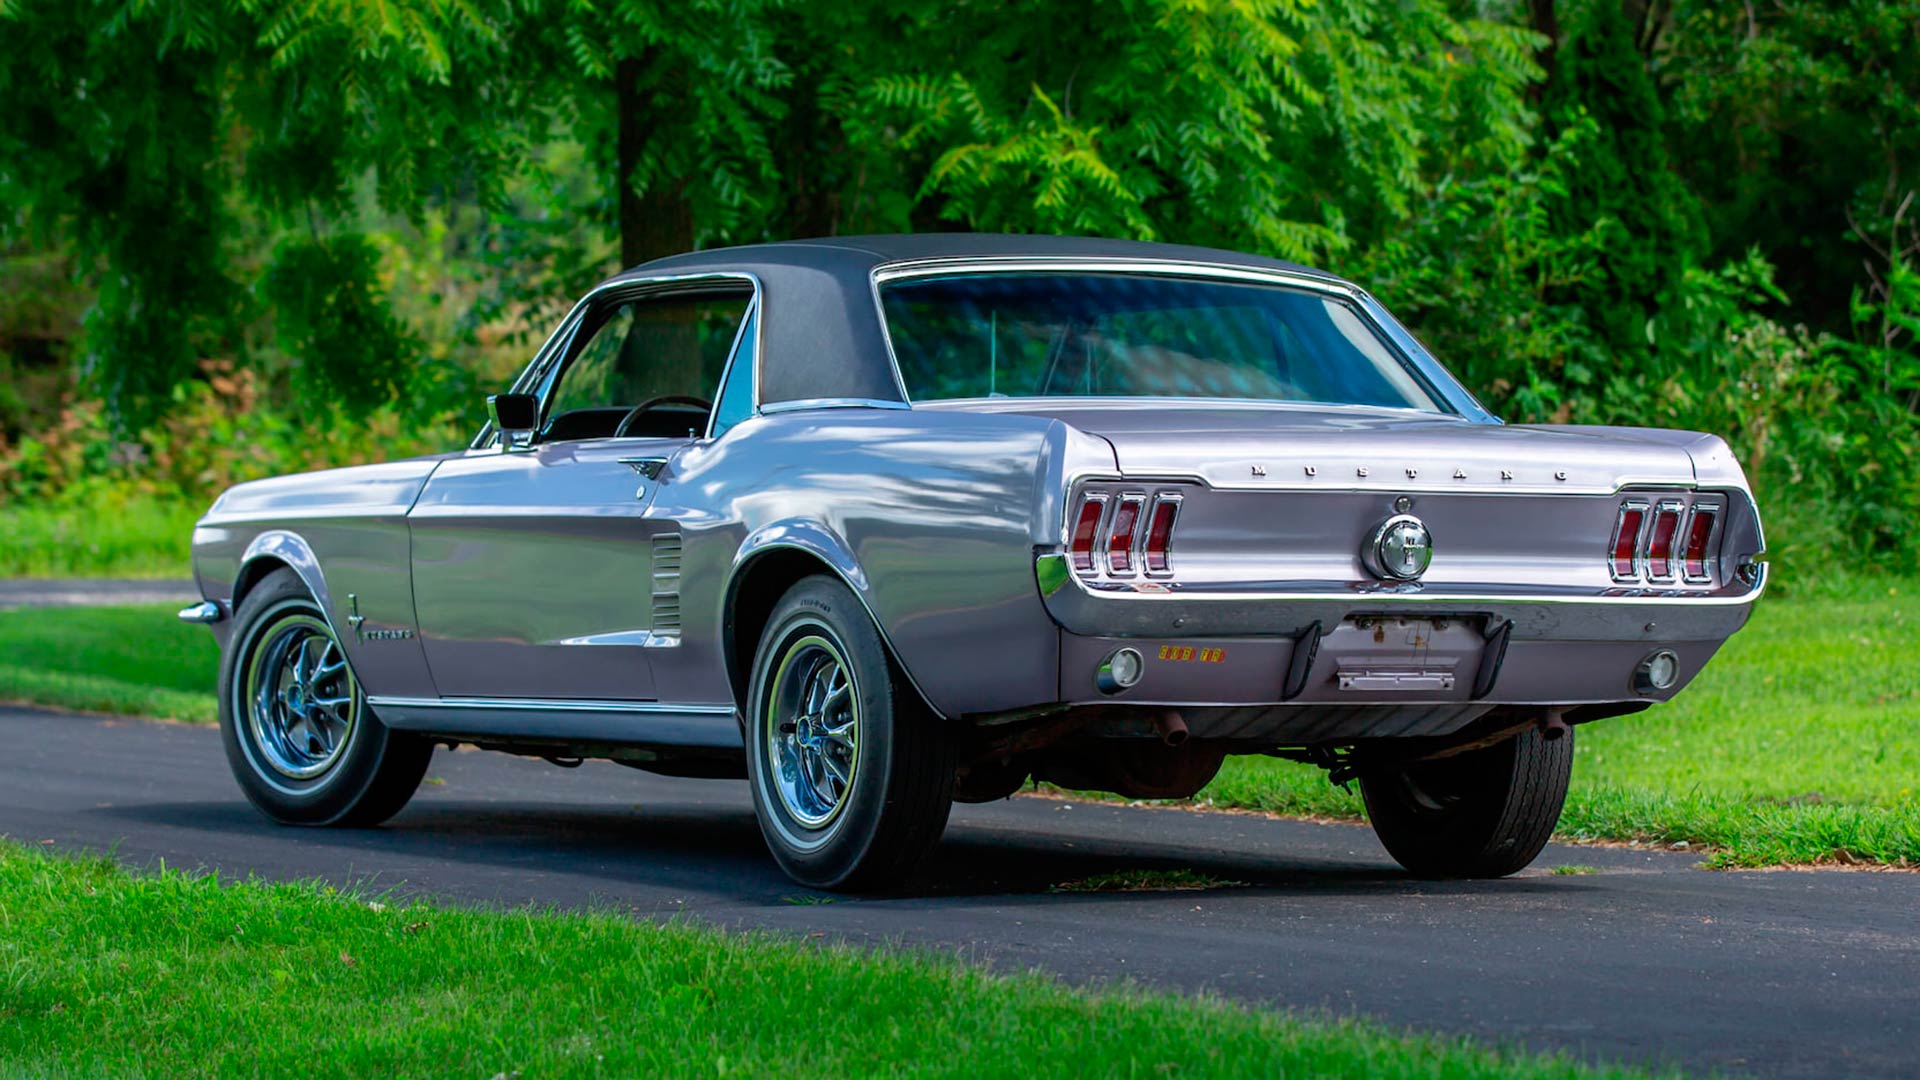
[1609,502,1647,581]
[1069,495,1107,574]
[1681,506,1717,582]
[1644,503,1682,581]
[1143,497,1180,575]
[1106,496,1143,575]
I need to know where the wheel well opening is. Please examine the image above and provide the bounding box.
[233,556,293,609]
[724,549,835,709]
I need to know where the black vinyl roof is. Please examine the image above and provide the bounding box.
[606,234,1340,405]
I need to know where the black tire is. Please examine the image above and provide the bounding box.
[1360,727,1573,878]
[218,567,432,827]
[743,575,955,891]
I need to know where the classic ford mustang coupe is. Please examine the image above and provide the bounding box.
[181,234,1765,889]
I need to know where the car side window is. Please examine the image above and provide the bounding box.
[708,304,758,438]
[539,290,751,442]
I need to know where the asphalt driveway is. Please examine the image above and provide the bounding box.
[3,705,1914,1079]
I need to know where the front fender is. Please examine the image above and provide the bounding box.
[236,530,337,618]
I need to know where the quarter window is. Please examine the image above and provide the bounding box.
[709,305,758,438]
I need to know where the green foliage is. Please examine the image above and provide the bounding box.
[0,0,1916,577]
[260,234,420,410]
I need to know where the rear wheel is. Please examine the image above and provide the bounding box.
[218,568,432,826]
[1360,727,1573,878]
[744,576,955,891]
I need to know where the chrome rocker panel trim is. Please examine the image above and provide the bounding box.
[367,696,742,750]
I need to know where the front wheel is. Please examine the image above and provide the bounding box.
[218,568,432,827]
[1360,726,1573,878]
[744,576,955,891]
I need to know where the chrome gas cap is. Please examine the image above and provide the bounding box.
[1363,513,1433,581]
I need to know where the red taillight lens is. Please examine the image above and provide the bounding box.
[1106,497,1142,575]
[1681,507,1717,581]
[1610,505,1646,580]
[1069,497,1106,574]
[1143,498,1179,574]
[1645,505,1682,580]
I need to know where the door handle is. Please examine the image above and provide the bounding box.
[618,456,669,480]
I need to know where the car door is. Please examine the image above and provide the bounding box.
[408,282,755,701]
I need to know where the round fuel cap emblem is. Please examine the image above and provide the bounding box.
[1364,514,1432,581]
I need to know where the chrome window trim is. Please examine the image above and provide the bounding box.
[1609,499,1651,583]
[704,296,761,440]
[472,270,764,451]
[866,257,1485,420]
[758,397,914,415]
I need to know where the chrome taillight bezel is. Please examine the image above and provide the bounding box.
[1069,492,1111,576]
[1680,503,1721,584]
[1142,492,1183,578]
[1643,499,1685,583]
[1608,499,1651,583]
[1102,493,1148,576]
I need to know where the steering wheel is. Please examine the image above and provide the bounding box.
[613,394,714,438]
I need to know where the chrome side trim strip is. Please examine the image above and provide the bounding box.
[369,696,734,715]
[366,696,742,750]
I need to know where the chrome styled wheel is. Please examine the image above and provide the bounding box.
[242,611,359,782]
[763,633,861,830]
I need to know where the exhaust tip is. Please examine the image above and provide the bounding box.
[1154,710,1189,747]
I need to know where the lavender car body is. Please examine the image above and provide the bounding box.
[184,235,1765,887]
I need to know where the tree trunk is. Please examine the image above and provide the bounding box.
[617,52,693,270]
[1528,0,1560,108]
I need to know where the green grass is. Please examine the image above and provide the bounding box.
[4,580,1916,868]
[0,603,218,722]
[0,843,1647,1080]
[1193,576,1920,868]
[0,496,199,578]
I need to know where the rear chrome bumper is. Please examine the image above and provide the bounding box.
[1038,554,1763,716]
[1035,553,1764,644]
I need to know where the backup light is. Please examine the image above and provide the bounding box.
[1633,649,1680,695]
[1097,647,1144,694]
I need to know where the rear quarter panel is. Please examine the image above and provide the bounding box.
[662,408,1084,717]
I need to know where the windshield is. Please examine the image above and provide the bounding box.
[878,272,1443,411]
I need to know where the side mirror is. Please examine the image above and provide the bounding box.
[487,393,539,450]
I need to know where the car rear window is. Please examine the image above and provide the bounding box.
[878,272,1442,411]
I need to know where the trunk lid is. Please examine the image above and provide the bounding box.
[930,399,1698,493]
